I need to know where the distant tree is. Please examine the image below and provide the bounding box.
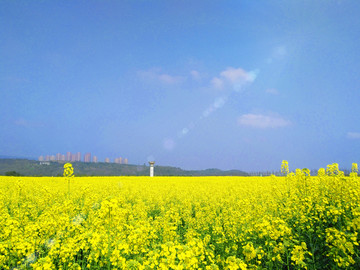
[5,171,22,176]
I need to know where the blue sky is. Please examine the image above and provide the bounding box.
[1,1,360,172]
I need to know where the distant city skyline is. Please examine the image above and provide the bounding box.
[38,151,128,164]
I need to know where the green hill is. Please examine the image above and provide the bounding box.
[0,159,249,176]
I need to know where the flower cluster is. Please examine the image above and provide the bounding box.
[63,163,74,178]
[281,160,289,176]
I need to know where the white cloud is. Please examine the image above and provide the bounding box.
[347,132,360,139]
[211,77,224,89]
[190,70,201,81]
[211,67,258,91]
[220,67,255,83]
[157,73,184,84]
[213,96,227,108]
[238,113,291,129]
[266,88,279,95]
[138,68,185,85]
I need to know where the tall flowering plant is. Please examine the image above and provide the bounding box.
[350,163,358,177]
[63,163,74,198]
[281,160,289,176]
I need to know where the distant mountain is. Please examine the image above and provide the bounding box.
[0,159,249,177]
[0,155,36,160]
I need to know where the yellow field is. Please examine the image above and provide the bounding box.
[1,166,360,269]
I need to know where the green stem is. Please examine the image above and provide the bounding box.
[107,206,112,270]
[68,178,70,200]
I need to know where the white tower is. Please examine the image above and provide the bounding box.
[149,161,155,177]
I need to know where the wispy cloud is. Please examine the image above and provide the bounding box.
[190,70,202,81]
[347,132,360,139]
[210,77,224,89]
[14,118,44,128]
[238,113,291,129]
[274,45,287,58]
[157,73,184,84]
[163,138,176,151]
[265,88,279,95]
[211,67,258,91]
[267,45,287,63]
[1,76,30,83]
[201,96,228,118]
[138,68,185,85]
[220,67,255,83]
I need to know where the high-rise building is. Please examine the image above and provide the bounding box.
[56,153,61,161]
[50,155,56,161]
[114,157,123,164]
[61,154,66,161]
[45,155,50,161]
[66,152,71,161]
[92,156,98,163]
[123,158,128,164]
[105,157,110,163]
[71,153,76,162]
[84,153,91,162]
[76,152,81,162]
[38,155,44,161]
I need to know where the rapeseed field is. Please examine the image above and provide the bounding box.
[1,162,359,269]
